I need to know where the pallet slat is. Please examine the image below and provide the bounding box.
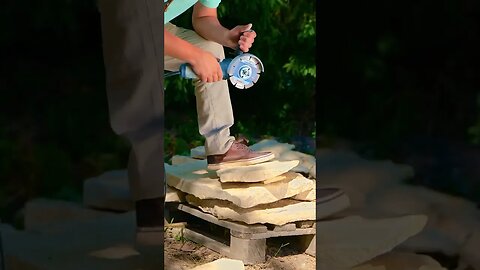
[177,204,268,233]
[170,203,317,264]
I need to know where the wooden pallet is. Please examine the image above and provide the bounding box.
[165,202,316,264]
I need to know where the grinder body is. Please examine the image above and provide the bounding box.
[177,53,264,89]
[179,58,232,80]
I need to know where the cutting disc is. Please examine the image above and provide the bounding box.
[227,53,264,89]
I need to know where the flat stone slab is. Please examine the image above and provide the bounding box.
[24,198,113,232]
[185,195,316,225]
[216,160,299,183]
[262,171,298,184]
[316,215,428,269]
[364,185,480,256]
[165,160,314,208]
[190,258,244,270]
[184,187,349,226]
[277,150,316,178]
[171,155,199,165]
[249,139,295,158]
[352,251,445,270]
[399,227,458,256]
[460,229,480,270]
[83,170,133,211]
[166,186,186,203]
[2,211,165,270]
[315,156,414,210]
[292,184,315,201]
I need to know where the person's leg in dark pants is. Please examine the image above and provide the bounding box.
[98,0,165,245]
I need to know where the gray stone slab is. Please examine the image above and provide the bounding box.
[24,198,113,232]
[316,215,428,269]
[83,170,133,211]
[2,211,166,270]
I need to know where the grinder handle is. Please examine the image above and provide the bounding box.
[234,29,255,56]
[179,58,232,80]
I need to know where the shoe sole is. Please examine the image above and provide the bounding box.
[207,152,275,170]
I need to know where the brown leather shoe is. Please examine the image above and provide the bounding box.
[207,137,275,170]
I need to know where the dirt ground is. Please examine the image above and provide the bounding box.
[164,228,316,270]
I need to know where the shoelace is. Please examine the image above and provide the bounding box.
[232,137,251,151]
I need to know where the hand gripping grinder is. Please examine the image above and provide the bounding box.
[164,36,264,89]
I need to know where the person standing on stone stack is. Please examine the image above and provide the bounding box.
[97,0,274,245]
[164,0,274,170]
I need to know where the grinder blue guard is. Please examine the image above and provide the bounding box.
[177,52,264,89]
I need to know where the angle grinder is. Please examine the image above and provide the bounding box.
[164,34,264,89]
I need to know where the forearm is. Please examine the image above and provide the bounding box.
[164,29,201,64]
[192,17,236,49]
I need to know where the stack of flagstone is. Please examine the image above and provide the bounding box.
[165,139,349,226]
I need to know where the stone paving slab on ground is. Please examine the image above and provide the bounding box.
[318,149,480,267]
[316,157,414,211]
[2,212,166,270]
[351,252,446,270]
[315,215,428,269]
[24,198,114,232]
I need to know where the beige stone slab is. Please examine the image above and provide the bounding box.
[309,164,316,179]
[351,252,446,270]
[190,258,244,270]
[165,186,186,202]
[185,195,315,225]
[249,139,295,158]
[262,171,297,184]
[290,164,310,175]
[293,185,349,202]
[171,155,199,165]
[185,188,349,226]
[166,160,314,208]
[293,189,315,201]
[316,215,428,270]
[292,186,315,201]
[277,150,316,177]
[216,160,299,183]
[177,204,268,233]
